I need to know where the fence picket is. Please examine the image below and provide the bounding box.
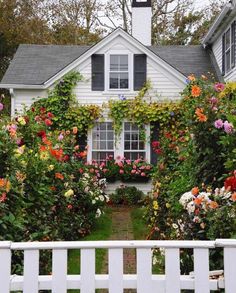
[23,250,39,293]
[109,248,123,293]
[224,247,236,293]
[52,249,68,293]
[165,248,180,293]
[81,248,95,293]
[0,244,11,293]
[137,248,152,293]
[194,248,210,293]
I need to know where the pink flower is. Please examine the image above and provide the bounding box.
[131,170,136,174]
[119,169,124,174]
[224,121,234,134]
[117,161,123,167]
[0,103,4,111]
[214,83,225,92]
[210,97,218,104]
[103,169,108,173]
[116,155,121,160]
[126,160,131,165]
[100,162,105,168]
[152,141,160,148]
[90,168,95,173]
[145,165,151,170]
[214,119,224,129]
[58,133,64,141]
[141,172,146,177]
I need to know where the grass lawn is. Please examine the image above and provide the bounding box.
[130,207,148,240]
[67,207,112,293]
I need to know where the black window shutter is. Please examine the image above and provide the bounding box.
[222,34,226,75]
[150,122,159,165]
[134,54,147,91]
[231,21,236,68]
[92,54,104,91]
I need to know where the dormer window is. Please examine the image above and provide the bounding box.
[109,55,129,89]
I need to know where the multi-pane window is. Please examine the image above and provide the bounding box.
[92,122,114,163]
[222,22,236,74]
[124,122,146,161]
[109,55,129,89]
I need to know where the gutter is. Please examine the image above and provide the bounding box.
[202,3,233,45]
[0,84,46,90]
[9,89,15,117]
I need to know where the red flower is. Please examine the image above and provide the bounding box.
[45,119,53,126]
[63,155,70,162]
[67,204,73,210]
[40,107,46,114]
[37,130,46,138]
[152,141,160,148]
[47,112,54,118]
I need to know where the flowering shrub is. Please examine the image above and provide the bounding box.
[0,104,107,246]
[116,158,153,181]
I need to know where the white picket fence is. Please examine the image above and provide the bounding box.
[0,239,236,292]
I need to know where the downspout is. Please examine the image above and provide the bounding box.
[9,88,15,118]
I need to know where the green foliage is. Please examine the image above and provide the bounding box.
[33,72,102,134]
[110,186,144,206]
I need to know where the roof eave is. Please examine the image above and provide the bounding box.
[202,3,233,45]
[0,83,46,89]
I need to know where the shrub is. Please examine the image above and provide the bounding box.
[110,186,144,205]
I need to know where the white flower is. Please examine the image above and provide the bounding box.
[172,223,178,229]
[179,192,193,207]
[186,201,195,214]
[95,208,102,218]
[92,199,96,204]
[99,195,105,201]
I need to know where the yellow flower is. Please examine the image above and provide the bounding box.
[64,189,74,198]
[166,203,171,208]
[48,165,54,171]
[18,117,26,126]
[153,200,159,210]
[5,180,11,192]
[40,152,49,161]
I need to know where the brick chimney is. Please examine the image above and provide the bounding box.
[132,0,152,46]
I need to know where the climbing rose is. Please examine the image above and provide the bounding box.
[214,119,224,129]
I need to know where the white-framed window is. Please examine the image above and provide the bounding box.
[109,54,129,89]
[123,122,146,160]
[222,21,236,74]
[88,121,150,163]
[91,122,114,163]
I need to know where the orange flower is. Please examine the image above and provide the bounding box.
[191,85,202,97]
[191,187,199,196]
[72,127,78,134]
[0,178,6,188]
[188,74,196,81]
[55,173,64,180]
[231,192,236,202]
[39,145,47,152]
[195,108,207,122]
[42,136,52,146]
[209,201,219,209]
[50,186,57,191]
[194,197,203,205]
[50,148,64,161]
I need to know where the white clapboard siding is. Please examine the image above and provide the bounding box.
[108,248,123,293]
[23,250,39,293]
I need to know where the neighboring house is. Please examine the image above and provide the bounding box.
[0,0,233,185]
[202,0,236,81]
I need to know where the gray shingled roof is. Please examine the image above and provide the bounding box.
[148,45,218,78]
[1,44,91,85]
[0,43,219,86]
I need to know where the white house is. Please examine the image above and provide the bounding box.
[0,0,233,177]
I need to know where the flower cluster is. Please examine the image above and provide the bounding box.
[214,119,234,134]
[151,141,162,155]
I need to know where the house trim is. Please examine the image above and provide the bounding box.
[202,3,233,45]
[42,28,187,89]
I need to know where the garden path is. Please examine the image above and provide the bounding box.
[99,206,136,293]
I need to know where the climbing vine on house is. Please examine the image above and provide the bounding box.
[33,72,102,135]
[32,72,183,142]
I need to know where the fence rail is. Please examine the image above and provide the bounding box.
[0,239,236,292]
